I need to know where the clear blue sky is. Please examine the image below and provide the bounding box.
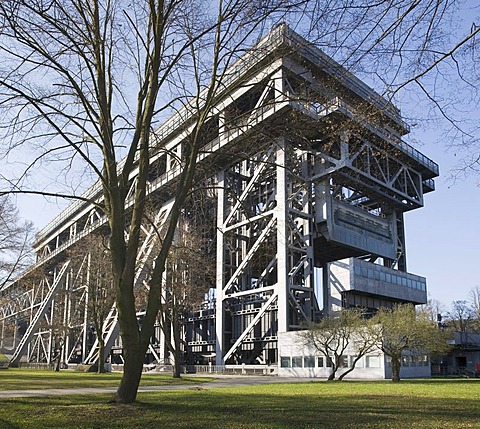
[405,135,479,309]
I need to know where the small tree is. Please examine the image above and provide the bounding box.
[156,206,215,378]
[70,233,115,373]
[372,304,451,382]
[0,196,34,289]
[447,300,476,334]
[301,309,376,380]
[469,286,480,332]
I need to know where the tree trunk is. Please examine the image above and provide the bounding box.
[325,355,336,380]
[54,344,63,372]
[338,366,353,381]
[391,356,401,382]
[98,338,105,374]
[114,340,146,403]
[173,348,182,379]
[54,354,61,372]
[172,314,182,378]
[338,355,363,381]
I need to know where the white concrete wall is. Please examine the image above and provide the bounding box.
[278,330,431,379]
[278,331,385,379]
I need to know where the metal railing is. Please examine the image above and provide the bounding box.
[154,364,277,375]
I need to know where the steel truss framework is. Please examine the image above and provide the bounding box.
[0,25,438,369]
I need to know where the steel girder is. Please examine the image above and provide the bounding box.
[0,25,439,370]
[215,140,318,365]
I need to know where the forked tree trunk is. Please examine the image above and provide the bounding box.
[338,354,363,381]
[114,339,147,403]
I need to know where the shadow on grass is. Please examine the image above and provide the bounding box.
[0,369,211,391]
[0,381,479,429]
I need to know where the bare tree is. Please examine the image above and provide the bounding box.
[421,298,446,328]
[303,0,480,178]
[69,233,115,373]
[0,196,34,289]
[158,212,215,378]
[469,286,480,320]
[0,0,299,403]
[447,300,476,334]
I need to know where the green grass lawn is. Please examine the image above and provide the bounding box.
[0,377,479,428]
[0,368,211,390]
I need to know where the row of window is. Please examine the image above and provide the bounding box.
[353,265,426,292]
[386,355,429,367]
[280,355,382,369]
[280,354,430,370]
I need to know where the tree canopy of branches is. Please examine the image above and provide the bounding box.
[1,0,478,403]
[69,233,115,373]
[157,213,215,378]
[372,304,451,382]
[301,309,377,381]
[0,196,34,289]
[0,0,301,403]
[446,300,478,334]
[470,286,480,324]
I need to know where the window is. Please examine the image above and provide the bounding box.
[304,356,315,368]
[420,355,429,366]
[366,355,380,368]
[326,357,333,367]
[292,356,303,368]
[339,355,349,368]
[317,356,324,367]
[280,357,291,368]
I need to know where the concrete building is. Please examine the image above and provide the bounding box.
[0,25,438,377]
[433,332,480,376]
[278,331,431,379]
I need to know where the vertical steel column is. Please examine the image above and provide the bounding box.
[82,253,91,362]
[215,171,225,366]
[275,138,289,333]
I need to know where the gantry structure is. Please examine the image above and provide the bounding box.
[0,24,438,370]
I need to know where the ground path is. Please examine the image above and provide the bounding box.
[0,375,318,398]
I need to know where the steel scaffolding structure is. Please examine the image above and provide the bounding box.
[0,24,438,370]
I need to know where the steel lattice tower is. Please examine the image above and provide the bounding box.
[0,25,438,370]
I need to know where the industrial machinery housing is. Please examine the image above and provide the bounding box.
[0,24,438,372]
